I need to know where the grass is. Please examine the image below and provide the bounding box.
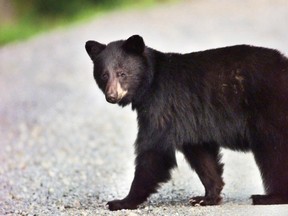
[0,0,175,46]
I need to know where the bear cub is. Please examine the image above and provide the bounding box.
[85,35,288,211]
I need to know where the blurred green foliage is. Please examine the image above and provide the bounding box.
[13,0,127,17]
[0,0,173,45]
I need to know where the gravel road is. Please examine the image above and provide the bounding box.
[1,0,288,215]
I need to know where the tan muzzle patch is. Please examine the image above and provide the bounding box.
[116,81,128,100]
[105,80,127,103]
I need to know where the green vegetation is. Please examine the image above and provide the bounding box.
[0,0,173,46]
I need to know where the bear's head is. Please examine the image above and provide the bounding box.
[85,35,151,107]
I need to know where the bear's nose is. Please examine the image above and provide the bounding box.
[106,94,118,103]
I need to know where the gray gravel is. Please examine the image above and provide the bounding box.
[1,0,288,215]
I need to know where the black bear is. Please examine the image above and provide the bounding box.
[85,35,288,211]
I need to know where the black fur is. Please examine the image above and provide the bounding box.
[85,35,288,210]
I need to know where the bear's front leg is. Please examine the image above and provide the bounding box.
[107,149,177,211]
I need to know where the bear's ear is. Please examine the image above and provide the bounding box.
[122,35,145,55]
[85,40,106,59]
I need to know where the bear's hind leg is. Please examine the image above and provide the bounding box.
[182,144,224,206]
[251,150,288,205]
[251,194,288,205]
[251,126,288,205]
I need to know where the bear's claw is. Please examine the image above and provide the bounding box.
[189,196,222,206]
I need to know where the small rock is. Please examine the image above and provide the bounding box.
[73,200,81,208]
[126,212,138,216]
[48,188,54,194]
[58,205,65,211]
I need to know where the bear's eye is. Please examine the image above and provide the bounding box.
[117,72,126,78]
[101,73,109,81]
